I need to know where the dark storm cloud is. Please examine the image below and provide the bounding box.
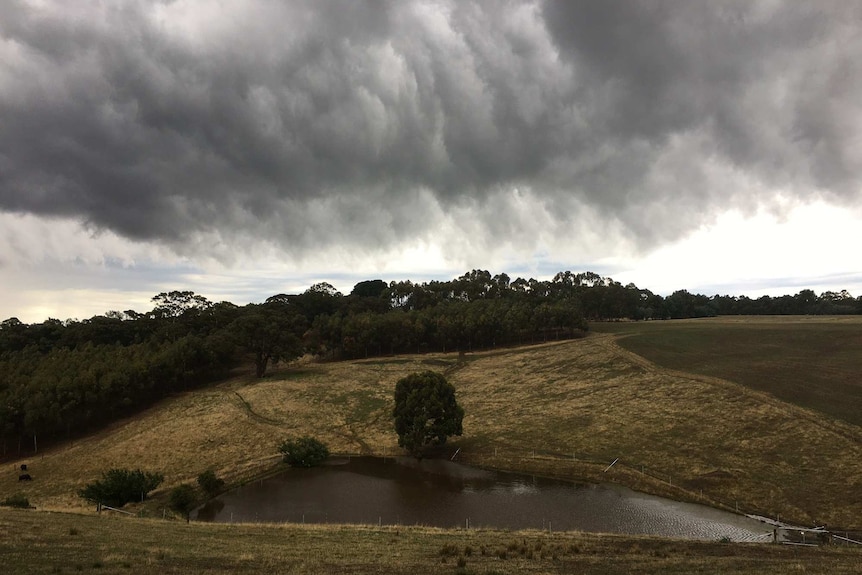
[0,0,860,258]
[547,2,862,189]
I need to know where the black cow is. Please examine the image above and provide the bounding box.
[18,473,32,481]
[20,464,28,471]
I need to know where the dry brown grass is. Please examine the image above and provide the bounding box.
[2,507,860,575]
[3,330,862,528]
[594,315,862,426]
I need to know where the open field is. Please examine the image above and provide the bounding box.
[591,315,862,428]
[3,325,862,530]
[2,507,860,575]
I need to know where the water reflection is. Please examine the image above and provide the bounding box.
[195,498,225,522]
[195,457,771,541]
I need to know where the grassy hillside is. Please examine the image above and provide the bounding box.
[3,323,861,529]
[591,315,862,427]
[2,507,860,575]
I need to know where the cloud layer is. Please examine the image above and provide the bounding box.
[1,0,861,266]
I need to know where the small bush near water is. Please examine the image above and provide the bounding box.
[197,470,225,497]
[278,436,330,467]
[78,468,163,507]
[169,484,197,523]
[2,494,31,508]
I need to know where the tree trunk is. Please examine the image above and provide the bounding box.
[255,351,269,378]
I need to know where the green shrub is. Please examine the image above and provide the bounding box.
[78,468,163,507]
[169,484,197,523]
[278,436,330,467]
[2,494,31,508]
[196,470,225,497]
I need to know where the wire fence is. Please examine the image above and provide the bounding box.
[397,442,862,541]
[457,446,747,510]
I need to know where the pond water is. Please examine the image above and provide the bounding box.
[196,456,772,541]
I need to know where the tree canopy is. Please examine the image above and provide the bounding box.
[278,436,330,467]
[230,302,306,378]
[393,371,464,459]
[2,270,859,459]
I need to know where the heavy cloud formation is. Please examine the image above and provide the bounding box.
[1,0,860,261]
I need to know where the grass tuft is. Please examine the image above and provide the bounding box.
[438,543,460,557]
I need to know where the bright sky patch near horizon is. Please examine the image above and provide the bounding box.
[1,1,861,323]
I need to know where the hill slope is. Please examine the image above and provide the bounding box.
[593,315,862,427]
[4,329,861,526]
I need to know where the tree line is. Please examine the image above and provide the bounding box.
[1,270,860,455]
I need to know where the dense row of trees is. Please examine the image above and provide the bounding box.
[2,270,860,457]
[0,336,232,448]
[316,270,860,326]
[0,292,307,456]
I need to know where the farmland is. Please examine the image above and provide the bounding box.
[592,316,862,427]
[2,316,861,573]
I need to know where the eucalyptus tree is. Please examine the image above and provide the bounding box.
[230,303,306,378]
[393,371,464,459]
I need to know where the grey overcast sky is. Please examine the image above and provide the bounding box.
[2,0,861,322]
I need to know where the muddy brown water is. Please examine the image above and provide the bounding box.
[195,456,772,541]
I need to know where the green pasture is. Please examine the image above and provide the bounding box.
[592,316,862,427]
